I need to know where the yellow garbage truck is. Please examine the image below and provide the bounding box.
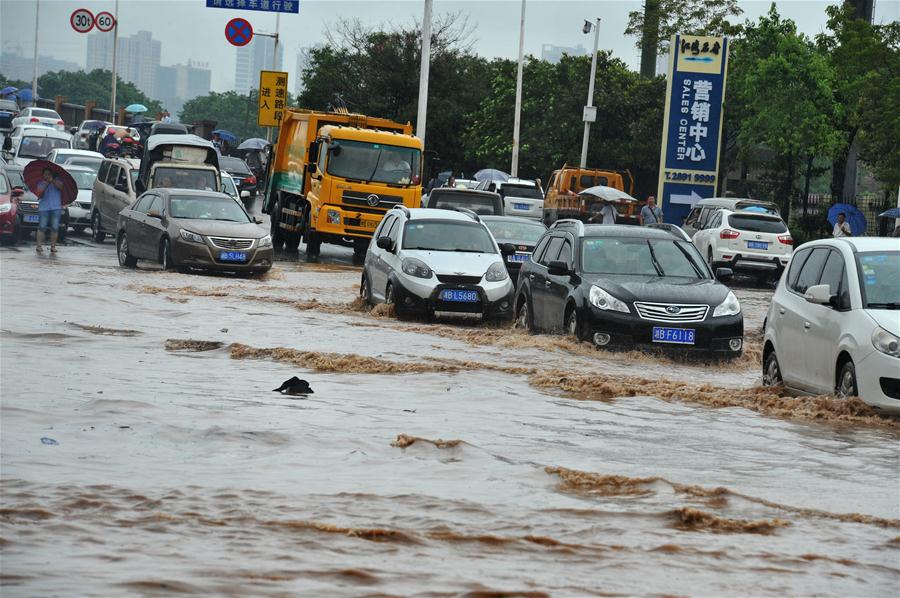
[263,109,423,259]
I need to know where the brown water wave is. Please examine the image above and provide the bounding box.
[165,339,225,352]
[666,507,790,535]
[391,434,464,449]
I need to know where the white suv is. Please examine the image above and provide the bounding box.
[361,207,516,321]
[477,177,544,219]
[763,238,900,413]
[692,209,793,283]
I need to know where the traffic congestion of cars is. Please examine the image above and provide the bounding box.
[0,110,897,416]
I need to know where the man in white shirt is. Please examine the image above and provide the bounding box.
[833,212,852,237]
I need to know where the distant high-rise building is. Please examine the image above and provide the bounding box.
[0,51,79,83]
[156,60,211,115]
[294,45,321,98]
[86,30,161,98]
[235,36,283,95]
[541,44,588,64]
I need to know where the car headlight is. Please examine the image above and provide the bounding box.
[401,257,432,279]
[180,229,204,244]
[0,203,11,214]
[485,261,508,282]
[589,285,629,313]
[872,327,900,358]
[258,234,272,248]
[713,290,741,317]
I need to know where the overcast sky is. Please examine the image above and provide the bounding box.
[2,0,898,95]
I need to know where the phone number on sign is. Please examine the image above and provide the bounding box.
[665,172,716,183]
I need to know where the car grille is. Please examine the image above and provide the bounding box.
[342,190,404,210]
[209,237,254,250]
[633,302,709,323]
[437,274,482,285]
[19,201,38,213]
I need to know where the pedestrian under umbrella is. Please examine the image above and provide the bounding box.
[23,159,77,254]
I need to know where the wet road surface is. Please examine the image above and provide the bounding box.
[2,236,899,596]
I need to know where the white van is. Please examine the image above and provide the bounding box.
[2,126,73,166]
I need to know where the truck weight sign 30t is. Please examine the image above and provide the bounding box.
[657,34,729,224]
[70,8,95,33]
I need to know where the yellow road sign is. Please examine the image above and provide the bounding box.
[258,70,289,127]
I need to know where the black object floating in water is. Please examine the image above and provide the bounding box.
[272,376,314,395]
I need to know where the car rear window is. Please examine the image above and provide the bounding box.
[499,184,542,200]
[428,191,498,215]
[728,214,787,233]
[31,109,60,119]
[219,157,251,173]
[484,219,546,243]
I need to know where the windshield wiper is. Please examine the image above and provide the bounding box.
[645,240,665,276]
[451,248,485,253]
[867,302,900,309]
[365,149,384,184]
[672,242,705,278]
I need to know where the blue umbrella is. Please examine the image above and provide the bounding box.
[878,207,900,219]
[125,103,148,113]
[827,203,867,237]
[237,137,268,150]
[0,86,17,96]
[212,129,237,143]
[474,168,509,183]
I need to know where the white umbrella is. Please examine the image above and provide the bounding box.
[579,185,637,202]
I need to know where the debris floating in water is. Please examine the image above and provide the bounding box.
[272,376,314,395]
[40,437,58,445]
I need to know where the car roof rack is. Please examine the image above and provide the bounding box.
[551,219,585,235]
[454,207,480,223]
[390,205,411,218]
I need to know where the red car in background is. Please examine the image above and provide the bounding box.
[0,167,23,245]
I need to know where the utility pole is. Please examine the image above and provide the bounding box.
[31,0,39,104]
[580,18,601,169]
[416,0,433,144]
[511,0,526,177]
[110,0,119,122]
[639,0,660,79]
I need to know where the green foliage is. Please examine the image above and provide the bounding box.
[36,69,162,114]
[179,90,273,140]
[0,73,30,91]
[625,0,744,53]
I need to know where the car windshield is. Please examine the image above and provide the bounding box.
[19,137,69,158]
[485,219,546,243]
[219,157,250,174]
[499,184,542,200]
[856,251,899,309]
[728,214,787,233]
[7,171,26,189]
[153,167,217,191]
[429,191,498,215]
[68,170,97,190]
[327,139,420,186]
[169,196,250,222]
[31,109,60,120]
[736,202,779,215]
[581,237,709,279]
[221,176,238,197]
[402,220,497,254]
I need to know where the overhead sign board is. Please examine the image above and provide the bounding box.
[70,8,95,33]
[206,0,299,14]
[258,70,289,127]
[657,34,729,223]
[225,17,253,47]
[95,11,116,32]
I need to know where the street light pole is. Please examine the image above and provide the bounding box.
[511,0,526,177]
[31,0,39,105]
[416,0,433,144]
[580,18,601,169]
[110,0,119,122]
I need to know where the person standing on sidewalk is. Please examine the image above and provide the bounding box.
[639,195,663,225]
[34,167,64,254]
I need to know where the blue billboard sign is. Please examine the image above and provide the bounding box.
[657,35,729,224]
[206,0,299,14]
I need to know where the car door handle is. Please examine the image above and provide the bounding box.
[778,308,785,315]
[804,322,811,330]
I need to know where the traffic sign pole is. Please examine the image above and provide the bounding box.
[110,0,119,121]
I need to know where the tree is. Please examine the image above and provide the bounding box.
[179,90,270,140]
[37,69,163,114]
[728,6,842,217]
[625,0,744,55]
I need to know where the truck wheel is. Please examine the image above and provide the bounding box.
[270,202,285,250]
[284,231,301,252]
[303,205,321,258]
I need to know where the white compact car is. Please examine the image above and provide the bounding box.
[48,148,104,166]
[63,165,98,233]
[763,237,900,413]
[11,107,66,132]
[692,209,793,283]
[361,206,516,321]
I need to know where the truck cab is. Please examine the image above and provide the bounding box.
[136,134,220,195]
[543,166,634,225]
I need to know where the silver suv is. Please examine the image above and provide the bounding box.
[360,206,516,321]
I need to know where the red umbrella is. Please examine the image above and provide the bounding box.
[23,159,78,206]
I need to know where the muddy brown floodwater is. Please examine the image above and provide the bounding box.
[2,239,899,596]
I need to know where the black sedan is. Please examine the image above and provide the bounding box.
[219,156,258,207]
[514,221,743,356]
[482,215,547,283]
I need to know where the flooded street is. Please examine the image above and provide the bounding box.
[2,238,899,596]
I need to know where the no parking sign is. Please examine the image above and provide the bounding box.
[225,17,253,47]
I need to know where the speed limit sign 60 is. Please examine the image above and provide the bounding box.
[70,8,95,33]
[95,11,116,32]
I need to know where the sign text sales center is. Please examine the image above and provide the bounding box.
[657,34,730,224]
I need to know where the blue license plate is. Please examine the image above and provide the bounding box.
[506,253,529,263]
[652,327,695,345]
[747,241,769,250]
[440,289,479,303]
[219,251,247,262]
[513,202,529,210]
[23,214,39,223]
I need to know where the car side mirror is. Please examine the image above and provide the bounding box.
[500,243,516,256]
[547,260,571,276]
[376,236,393,251]
[715,267,733,281]
[308,162,317,174]
[804,284,833,305]
[3,137,11,151]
